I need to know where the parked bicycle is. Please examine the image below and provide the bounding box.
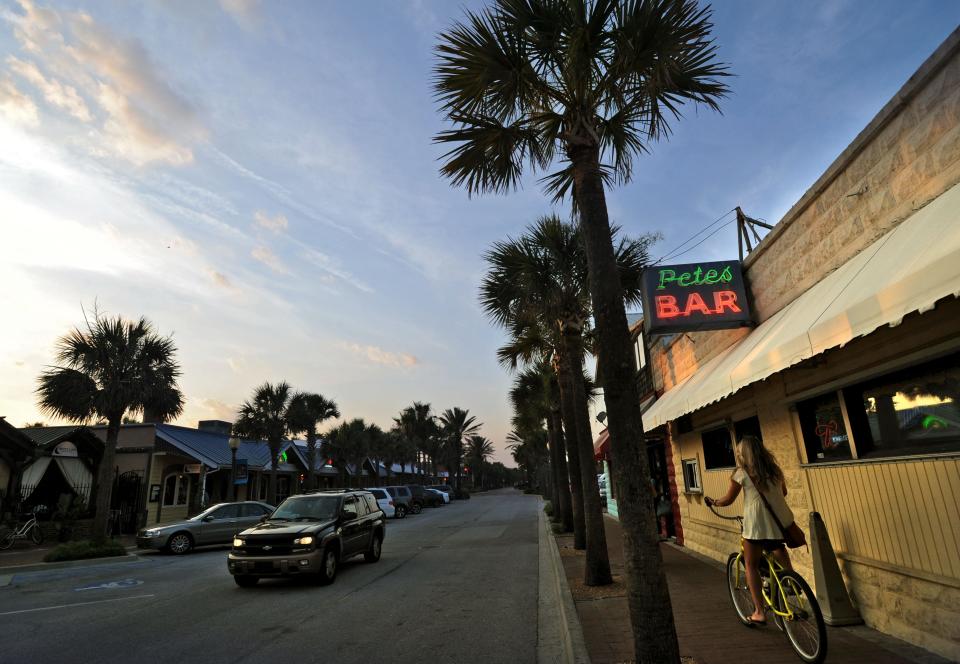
[0,505,47,550]
[708,502,827,663]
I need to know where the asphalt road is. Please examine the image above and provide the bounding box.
[0,489,540,664]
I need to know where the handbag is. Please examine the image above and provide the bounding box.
[753,477,807,549]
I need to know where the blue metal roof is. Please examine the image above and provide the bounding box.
[155,424,304,471]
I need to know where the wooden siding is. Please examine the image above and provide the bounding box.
[806,456,960,583]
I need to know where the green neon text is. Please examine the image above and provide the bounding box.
[657,265,733,290]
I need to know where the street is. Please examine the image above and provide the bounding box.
[0,490,539,664]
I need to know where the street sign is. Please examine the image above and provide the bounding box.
[641,260,753,335]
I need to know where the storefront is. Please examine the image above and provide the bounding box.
[642,31,960,660]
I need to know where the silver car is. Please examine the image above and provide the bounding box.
[137,501,274,554]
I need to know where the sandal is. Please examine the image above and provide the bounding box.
[746,617,768,627]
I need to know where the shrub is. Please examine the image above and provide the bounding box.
[43,539,126,563]
[543,501,554,516]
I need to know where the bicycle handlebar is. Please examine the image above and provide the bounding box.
[706,500,744,525]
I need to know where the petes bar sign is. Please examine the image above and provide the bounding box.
[641,260,753,335]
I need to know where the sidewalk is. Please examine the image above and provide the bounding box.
[555,515,946,664]
[0,534,139,570]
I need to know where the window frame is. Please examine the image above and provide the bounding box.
[681,458,702,494]
[162,472,190,507]
[701,425,736,470]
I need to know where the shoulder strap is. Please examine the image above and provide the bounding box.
[750,474,788,534]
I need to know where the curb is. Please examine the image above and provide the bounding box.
[0,552,145,577]
[537,503,591,664]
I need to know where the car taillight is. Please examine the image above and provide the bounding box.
[389,500,394,506]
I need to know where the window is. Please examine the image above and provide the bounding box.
[681,458,701,493]
[798,392,853,462]
[701,426,735,469]
[240,504,268,517]
[734,416,762,443]
[211,504,240,519]
[355,495,369,516]
[342,497,359,519]
[848,354,960,458]
[633,332,647,371]
[162,473,190,506]
[369,489,386,500]
[364,495,380,513]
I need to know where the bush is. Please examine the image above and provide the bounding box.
[543,501,553,516]
[523,488,539,495]
[454,488,471,500]
[43,539,126,563]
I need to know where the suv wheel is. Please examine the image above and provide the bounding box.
[318,546,338,585]
[395,505,407,519]
[234,575,259,587]
[364,533,383,563]
[411,502,422,515]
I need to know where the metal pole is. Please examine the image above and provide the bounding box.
[231,448,238,502]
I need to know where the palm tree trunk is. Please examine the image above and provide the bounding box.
[550,406,574,532]
[570,144,680,662]
[306,430,317,492]
[562,327,613,586]
[554,355,586,550]
[545,412,562,521]
[91,417,120,544]
[268,440,280,506]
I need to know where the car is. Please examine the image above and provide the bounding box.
[408,484,443,508]
[430,485,452,503]
[383,486,413,517]
[136,501,274,555]
[423,486,450,507]
[228,490,385,587]
[363,487,396,518]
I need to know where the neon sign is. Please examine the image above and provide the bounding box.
[641,260,753,335]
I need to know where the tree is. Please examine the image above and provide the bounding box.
[36,311,183,543]
[465,435,495,489]
[438,407,481,490]
[395,402,438,481]
[435,2,728,658]
[287,392,340,491]
[326,419,372,487]
[507,428,548,489]
[233,382,294,505]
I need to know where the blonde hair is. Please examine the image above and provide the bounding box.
[736,435,784,491]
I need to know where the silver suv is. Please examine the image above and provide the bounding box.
[384,486,413,518]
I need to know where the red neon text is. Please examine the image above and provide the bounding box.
[655,290,742,319]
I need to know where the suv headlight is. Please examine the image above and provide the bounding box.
[232,537,244,548]
[293,536,313,546]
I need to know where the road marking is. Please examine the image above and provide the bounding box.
[74,578,143,592]
[0,594,156,617]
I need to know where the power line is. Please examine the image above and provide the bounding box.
[658,217,738,263]
[652,208,736,265]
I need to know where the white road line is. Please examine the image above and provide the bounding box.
[0,594,156,617]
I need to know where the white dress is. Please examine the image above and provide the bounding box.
[733,468,795,541]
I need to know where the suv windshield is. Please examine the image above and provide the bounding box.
[270,495,340,522]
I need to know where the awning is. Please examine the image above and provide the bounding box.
[593,429,610,461]
[643,181,960,430]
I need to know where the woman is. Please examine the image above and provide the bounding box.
[706,435,794,626]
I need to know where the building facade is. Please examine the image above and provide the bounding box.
[642,30,960,659]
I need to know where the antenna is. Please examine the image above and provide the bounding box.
[735,207,774,262]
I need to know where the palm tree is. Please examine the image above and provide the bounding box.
[465,435,495,489]
[287,392,340,491]
[507,428,548,490]
[36,311,183,543]
[326,419,372,487]
[438,407,481,491]
[395,402,438,481]
[435,2,728,658]
[233,382,294,505]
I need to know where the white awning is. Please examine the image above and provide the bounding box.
[643,181,960,430]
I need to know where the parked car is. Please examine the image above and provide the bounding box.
[384,486,413,517]
[423,486,450,507]
[430,485,452,503]
[136,501,275,555]
[229,490,385,587]
[363,487,396,518]
[408,485,443,508]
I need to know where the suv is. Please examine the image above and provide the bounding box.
[431,484,454,502]
[406,484,441,509]
[228,490,385,587]
[384,486,413,517]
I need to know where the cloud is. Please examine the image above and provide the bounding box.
[254,210,288,233]
[6,0,203,165]
[207,269,235,290]
[198,398,237,421]
[251,245,289,274]
[7,55,91,121]
[341,342,419,369]
[218,0,260,30]
[226,357,246,374]
[0,76,38,126]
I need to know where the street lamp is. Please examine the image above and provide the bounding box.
[228,436,241,502]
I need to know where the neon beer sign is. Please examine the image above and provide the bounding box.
[641,260,753,335]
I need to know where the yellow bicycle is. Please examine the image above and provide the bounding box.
[708,503,827,663]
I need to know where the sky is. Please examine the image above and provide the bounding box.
[1,0,957,466]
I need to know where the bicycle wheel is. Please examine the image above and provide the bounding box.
[0,527,14,551]
[30,523,44,545]
[726,552,754,624]
[776,570,827,664]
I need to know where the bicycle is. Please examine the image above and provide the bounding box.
[0,505,46,550]
[708,502,827,663]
